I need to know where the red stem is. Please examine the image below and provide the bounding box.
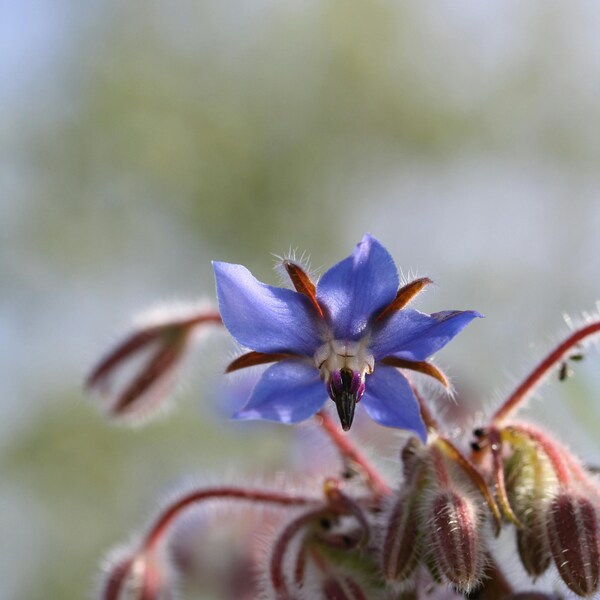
[270,509,327,599]
[316,411,391,497]
[182,312,222,328]
[429,445,451,488]
[143,487,316,551]
[102,556,134,600]
[410,383,441,434]
[492,320,600,424]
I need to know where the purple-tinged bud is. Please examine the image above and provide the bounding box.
[382,492,421,582]
[86,308,221,424]
[327,368,365,432]
[424,490,483,593]
[321,575,368,600]
[546,493,600,597]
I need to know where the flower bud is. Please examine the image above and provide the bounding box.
[424,490,483,593]
[503,435,558,577]
[546,493,600,597]
[516,525,551,579]
[86,308,220,423]
[381,492,421,582]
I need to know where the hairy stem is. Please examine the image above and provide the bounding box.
[492,320,600,424]
[316,410,391,497]
[144,487,317,551]
[270,509,328,599]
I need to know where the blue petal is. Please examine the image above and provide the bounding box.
[316,235,399,340]
[360,366,426,440]
[370,309,483,361]
[214,262,323,355]
[232,360,326,424]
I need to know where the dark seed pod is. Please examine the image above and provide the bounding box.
[382,492,421,582]
[517,522,551,578]
[424,490,483,593]
[546,493,600,597]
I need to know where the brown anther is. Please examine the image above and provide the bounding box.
[375,277,432,322]
[283,260,324,318]
[380,356,449,388]
[225,351,296,373]
[375,277,433,322]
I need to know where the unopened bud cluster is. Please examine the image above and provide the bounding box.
[86,253,600,599]
[382,438,487,594]
[499,424,600,597]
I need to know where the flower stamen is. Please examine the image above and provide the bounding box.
[315,340,374,431]
[283,259,325,318]
[375,277,432,322]
[380,356,449,388]
[225,350,298,373]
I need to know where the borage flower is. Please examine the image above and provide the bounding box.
[214,235,481,439]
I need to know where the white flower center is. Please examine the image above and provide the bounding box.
[314,339,375,383]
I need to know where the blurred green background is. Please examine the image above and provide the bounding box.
[4,1,600,598]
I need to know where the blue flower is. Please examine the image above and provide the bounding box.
[213,234,481,440]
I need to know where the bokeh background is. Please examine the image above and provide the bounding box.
[4,1,600,598]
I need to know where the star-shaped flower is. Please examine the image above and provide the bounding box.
[213,234,481,440]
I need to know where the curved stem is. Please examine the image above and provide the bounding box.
[409,383,441,434]
[101,556,134,600]
[143,487,317,551]
[270,509,327,599]
[492,320,600,424]
[183,312,222,328]
[316,411,391,497]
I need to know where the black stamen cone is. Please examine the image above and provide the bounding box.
[334,368,357,431]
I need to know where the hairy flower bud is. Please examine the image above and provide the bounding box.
[382,492,421,582]
[424,490,483,593]
[504,441,557,577]
[86,307,220,423]
[516,525,551,580]
[546,493,600,597]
